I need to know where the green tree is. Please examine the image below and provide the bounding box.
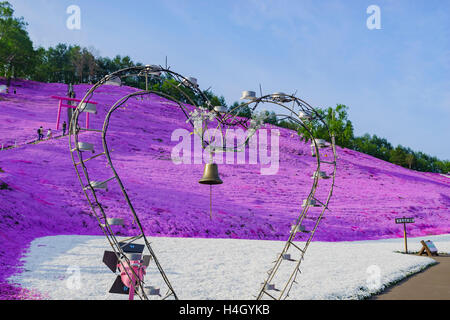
[297,104,354,148]
[263,110,277,125]
[228,101,251,118]
[156,78,199,105]
[31,43,77,83]
[389,146,407,167]
[0,1,35,84]
[405,153,415,169]
[353,134,393,161]
[278,119,300,131]
[71,46,85,83]
[203,90,227,110]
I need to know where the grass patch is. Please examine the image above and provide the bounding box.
[0,180,12,190]
[394,250,420,254]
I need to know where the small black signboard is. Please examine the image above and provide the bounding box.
[395,217,415,224]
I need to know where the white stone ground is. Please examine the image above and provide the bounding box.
[8,234,450,300]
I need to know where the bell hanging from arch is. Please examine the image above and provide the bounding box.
[199,163,223,185]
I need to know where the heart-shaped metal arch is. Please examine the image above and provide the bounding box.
[69,66,336,300]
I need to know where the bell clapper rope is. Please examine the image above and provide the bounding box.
[210,184,212,220]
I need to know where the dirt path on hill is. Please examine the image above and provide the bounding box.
[373,254,450,300]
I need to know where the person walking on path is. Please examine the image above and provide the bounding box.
[46,128,52,139]
[37,126,44,141]
[62,121,67,136]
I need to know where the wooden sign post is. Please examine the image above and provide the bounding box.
[395,217,415,253]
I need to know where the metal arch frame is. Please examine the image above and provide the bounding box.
[69,63,336,300]
[68,65,215,300]
[217,93,337,300]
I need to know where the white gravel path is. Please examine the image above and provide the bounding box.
[8,234,450,300]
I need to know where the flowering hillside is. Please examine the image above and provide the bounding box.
[0,78,449,298]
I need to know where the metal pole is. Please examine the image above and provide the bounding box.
[129,271,135,301]
[404,221,408,254]
[145,73,148,91]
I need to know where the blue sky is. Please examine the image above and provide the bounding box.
[8,0,450,160]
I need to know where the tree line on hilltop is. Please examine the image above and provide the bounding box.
[1,1,449,173]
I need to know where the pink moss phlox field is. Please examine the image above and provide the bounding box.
[0,78,449,299]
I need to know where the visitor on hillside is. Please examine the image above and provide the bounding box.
[62,121,67,136]
[46,128,52,139]
[37,126,44,141]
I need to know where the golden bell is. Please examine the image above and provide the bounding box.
[199,163,223,185]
